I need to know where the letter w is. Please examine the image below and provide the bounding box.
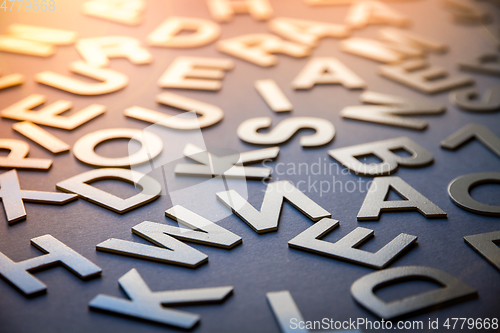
[216,180,330,234]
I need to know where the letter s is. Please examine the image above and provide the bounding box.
[237,117,335,147]
[322,318,330,329]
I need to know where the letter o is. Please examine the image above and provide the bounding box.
[73,128,163,167]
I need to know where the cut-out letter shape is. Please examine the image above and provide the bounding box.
[97,205,242,262]
[254,79,292,112]
[238,117,335,147]
[328,136,433,176]
[380,59,474,94]
[345,0,410,29]
[341,91,445,130]
[81,0,146,25]
[125,92,224,130]
[76,36,152,67]
[0,139,52,170]
[72,128,163,167]
[216,180,331,233]
[163,205,242,249]
[56,168,161,214]
[449,86,500,113]
[341,37,419,64]
[0,69,23,90]
[175,143,279,179]
[207,0,273,22]
[35,61,128,95]
[13,122,70,154]
[0,234,101,296]
[0,94,106,130]
[292,57,366,90]
[6,24,77,45]
[217,34,311,67]
[0,24,76,57]
[147,17,221,48]
[89,268,232,328]
[448,172,500,216]
[440,123,500,157]
[341,28,447,64]
[378,27,447,53]
[268,17,350,47]
[459,53,500,77]
[97,223,209,267]
[444,0,490,24]
[266,290,358,333]
[0,170,76,223]
[464,231,500,272]
[158,56,234,90]
[351,266,478,319]
[267,291,308,333]
[0,36,54,57]
[357,176,447,221]
[289,218,417,269]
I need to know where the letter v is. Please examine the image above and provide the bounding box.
[440,123,500,157]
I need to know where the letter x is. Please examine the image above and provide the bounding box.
[175,143,279,179]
